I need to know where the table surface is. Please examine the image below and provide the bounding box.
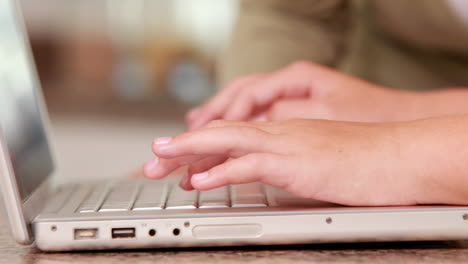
[3,115,468,264]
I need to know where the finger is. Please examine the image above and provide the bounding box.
[143,158,160,178]
[187,75,264,131]
[179,173,194,191]
[203,119,273,130]
[202,119,285,138]
[147,121,277,179]
[223,65,312,121]
[188,156,228,175]
[185,106,202,125]
[131,168,145,178]
[144,155,204,179]
[153,125,277,159]
[250,113,268,122]
[190,153,293,190]
[186,76,254,123]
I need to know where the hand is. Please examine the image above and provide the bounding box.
[186,61,417,130]
[143,119,424,206]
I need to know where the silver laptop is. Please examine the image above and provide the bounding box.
[2,0,468,252]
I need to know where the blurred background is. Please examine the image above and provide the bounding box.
[19,0,239,182]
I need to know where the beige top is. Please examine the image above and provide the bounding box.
[218,0,468,91]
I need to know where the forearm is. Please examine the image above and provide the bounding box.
[395,114,468,205]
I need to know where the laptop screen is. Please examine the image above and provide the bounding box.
[0,0,54,202]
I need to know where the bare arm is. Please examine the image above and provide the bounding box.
[188,61,468,130]
[396,115,468,205]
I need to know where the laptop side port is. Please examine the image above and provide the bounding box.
[74,228,98,240]
[111,228,136,239]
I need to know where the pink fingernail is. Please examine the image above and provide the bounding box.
[154,137,172,145]
[192,172,209,182]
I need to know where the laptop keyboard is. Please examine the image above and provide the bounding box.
[77,180,268,213]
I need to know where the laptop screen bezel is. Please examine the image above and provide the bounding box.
[0,0,56,245]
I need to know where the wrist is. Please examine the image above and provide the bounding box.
[392,117,468,205]
[374,122,425,205]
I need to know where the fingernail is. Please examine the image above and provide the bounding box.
[154,137,172,145]
[191,172,209,182]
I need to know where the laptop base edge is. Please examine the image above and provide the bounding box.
[33,208,468,251]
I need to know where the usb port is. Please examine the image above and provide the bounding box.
[74,228,98,240]
[111,228,136,239]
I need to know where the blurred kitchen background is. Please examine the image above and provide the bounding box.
[19,0,239,182]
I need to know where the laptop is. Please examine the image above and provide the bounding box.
[2,0,468,252]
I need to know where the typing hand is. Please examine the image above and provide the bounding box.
[185,61,417,130]
[143,119,421,206]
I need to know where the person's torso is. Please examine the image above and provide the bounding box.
[343,0,468,90]
[371,0,468,56]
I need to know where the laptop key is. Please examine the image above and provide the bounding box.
[231,183,267,208]
[199,187,230,208]
[165,185,198,209]
[77,183,112,213]
[231,196,267,208]
[44,184,77,214]
[232,183,264,196]
[99,182,139,212]
[132,180,168,211]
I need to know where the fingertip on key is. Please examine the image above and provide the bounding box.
[192,172,209,182]
[152,137,174,155]
[190,172,213,190]
[179,175,194,191]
